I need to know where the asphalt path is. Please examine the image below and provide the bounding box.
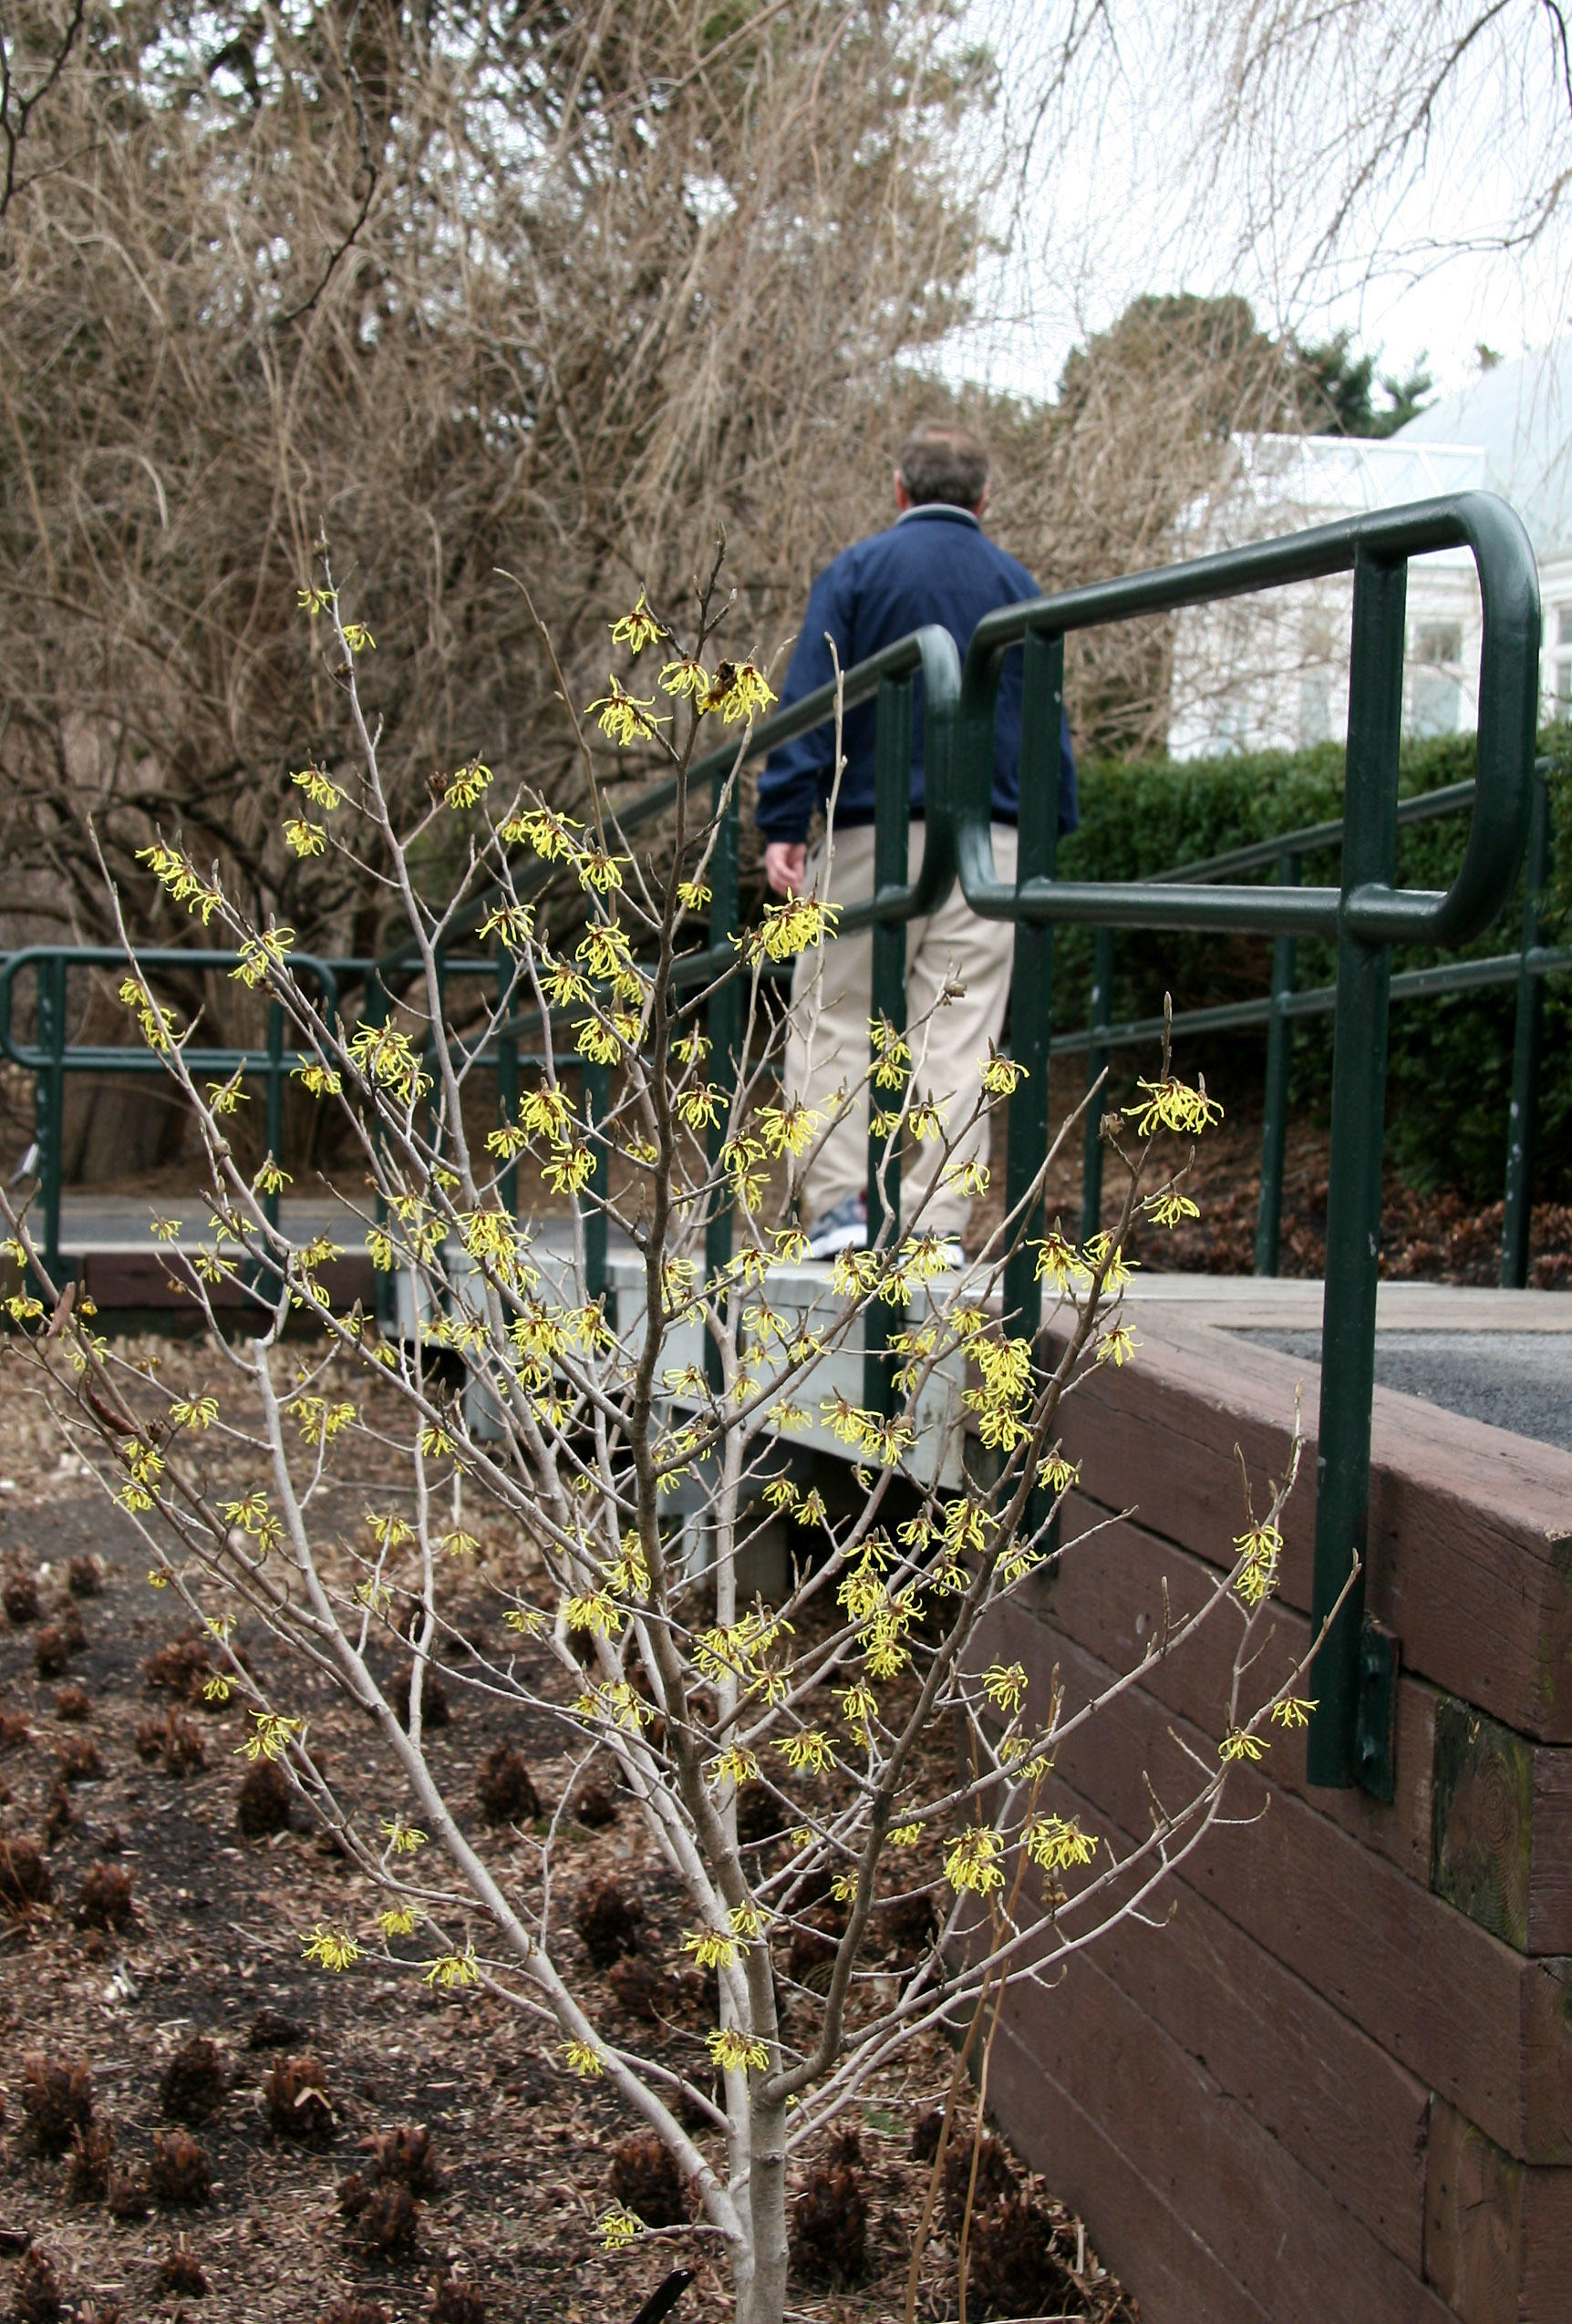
[1236,1328,1572,1451]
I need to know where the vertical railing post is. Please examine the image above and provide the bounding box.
[583,1051,610,1306]
[363,972,397,1330]
[496,943,520,1226]
[1307,548,1405,1792]
[703,764,742,1391]
[1255,850,1301,1276]
[1500,762,1550,1287]
[263,997,284,1241]
[35,952,68,1286]
[1078,926,1114,1249]
[864,672,913,1416]
[1001,632,1063,1342]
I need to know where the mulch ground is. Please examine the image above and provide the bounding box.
[0,1356,1138,2324]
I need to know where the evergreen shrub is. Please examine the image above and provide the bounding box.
[1053,728,1572,1200]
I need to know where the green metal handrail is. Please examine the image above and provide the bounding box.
[0,492,1543,1807]
[950,490,1541,1795]
[1056,762,1562,1286]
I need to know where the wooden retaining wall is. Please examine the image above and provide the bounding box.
[975,1316,1572,2324]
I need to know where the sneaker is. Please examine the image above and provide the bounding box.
[806,1192,867,1260]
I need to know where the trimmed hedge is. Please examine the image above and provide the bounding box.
[1051,728,1572,1201]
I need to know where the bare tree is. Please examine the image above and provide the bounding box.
[4,566,1330,2322]
[0,0,989,960]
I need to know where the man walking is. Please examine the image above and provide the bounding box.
[757,418,1077,1259]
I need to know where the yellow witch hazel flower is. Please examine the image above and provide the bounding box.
[661,656,709,700]
[1082,1233,1136,1293]
[1025,1814,1097,1874]
[423,1947,481,1989]
[443,757,492,809]
[1033,1228,1088,1293]
[682,1927,740,1970]
[1271,1695,1318,1729]
[1038,1447,1080,1494]
[379,1817,428,1856]
[1234,1520,1284,1606]
[945,1825,1006,1895]
[231,925,295,989]
[708,2027,770,2075]
[1145,1188,1201,1228]
[137,842,224,923]
[1125,1073,1224,1139]
[837,1680,879,1736]
[379,1904,419,1938]
[119,976,177,1050]
[609,589,665,654]
[479,902,534,952]
[707,659,776,722]
[291,765,346,810]
[564,2038,604,2078]
[236,1711,303,1762]
[739,893,841,966]
[981,1661,1028,1716]
[588,677,667,745]
[708,1745,760,1788]
[978,1047,1026,1097]
[284,817,326,857]
[302,1924,360,1972]
[776,1729,835,1773]
[502,804,583,858]
[599,2207,645,2251]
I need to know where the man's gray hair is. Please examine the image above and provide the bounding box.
[896,419,990,510]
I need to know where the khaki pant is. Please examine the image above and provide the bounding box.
[784,821,1019,1240]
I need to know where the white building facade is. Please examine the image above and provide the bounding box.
[1166,340,1572,759]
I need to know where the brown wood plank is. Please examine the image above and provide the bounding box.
[1422,2099,1572,2324]
[1045,1316,1572,1741]
[990,1943,1456,2324]
[1522,2150,1572,2323]
[1423,2098,1525,2324]
[1534,1748,1572,1959]
[1019,1495,1438,1892]
[990,1611,1572,2164]
[985,2020,1271,2324]
[1015,1506,1572,1953]
[1016,1762,1433,2268]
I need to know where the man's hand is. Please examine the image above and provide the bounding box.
[764,842,807,896]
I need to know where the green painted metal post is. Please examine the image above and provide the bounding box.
[35,953,68,1286]
[363,973,397,1330]
[704,766,742,1392]
[1078,926,1114,1248]
[1001,632,1063,1342]
[263,998,284,1240]
[864,673,913,1416]
[1500,765,1551,1287]
[1254,851,1301,1277]
[1307,549,1405,1792]
[496,946,520,1224]
[583,1054,610,1306]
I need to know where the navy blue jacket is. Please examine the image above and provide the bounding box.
[755,503,1077,842]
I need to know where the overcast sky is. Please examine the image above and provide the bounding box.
[946,3,1572,409]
